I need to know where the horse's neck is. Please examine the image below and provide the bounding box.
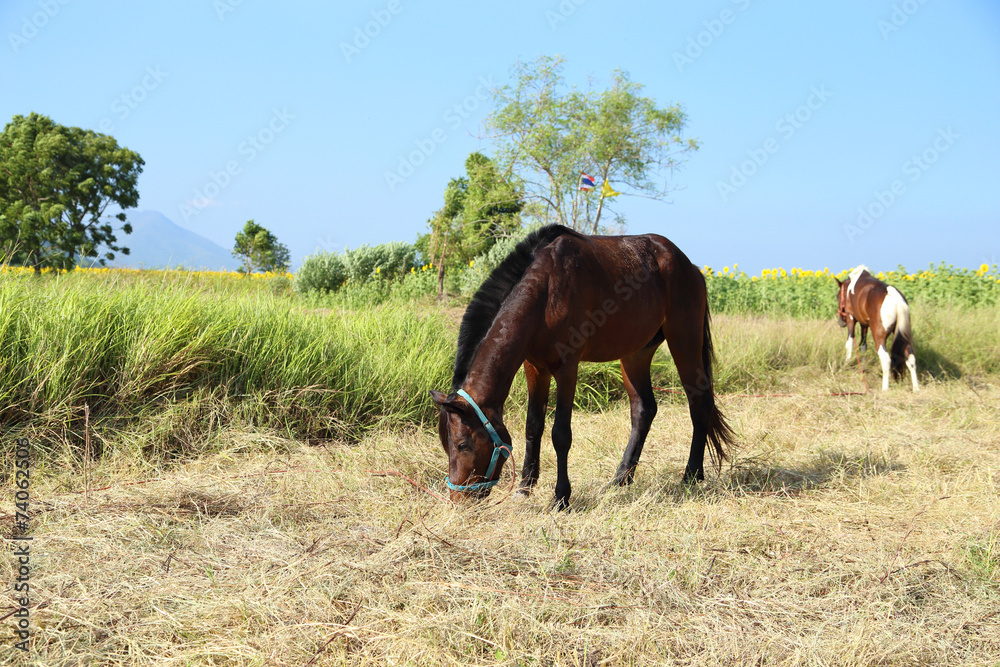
[462,298,537,409]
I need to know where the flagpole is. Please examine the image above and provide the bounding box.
[593,178,621,233]
[572,173,581,230]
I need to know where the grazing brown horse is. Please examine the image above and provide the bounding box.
[835,266,919,391]
[429,225,735,508]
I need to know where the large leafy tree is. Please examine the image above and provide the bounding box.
[461,152,523,255]
[0,112,143,271]
[486,56,698,233]
[417,152,523,298]
[233,219,290,274]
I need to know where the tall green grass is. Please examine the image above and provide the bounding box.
[0,272,452,456]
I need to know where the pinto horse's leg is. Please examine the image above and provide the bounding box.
[845,317,856,362]
[902,337,919,391]
[907,352,919,391]
[877,343,891,391]
[520,361,551,495]
[551,363,579,510]
[613,346,659,486]
[874,329,891,391]
[859,324,868,353]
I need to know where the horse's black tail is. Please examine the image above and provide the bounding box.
[702,302,736,468]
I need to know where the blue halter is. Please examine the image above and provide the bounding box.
[445,389,511,492]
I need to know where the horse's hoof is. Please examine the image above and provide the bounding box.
[681,470,704,485]
[612,473,634,487]
[551,497,571,512]
[859,344,867,352]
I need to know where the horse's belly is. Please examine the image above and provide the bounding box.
[563,306,665,363]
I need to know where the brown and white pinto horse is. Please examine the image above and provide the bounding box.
[835,266,919,391]
[430,225,735,508]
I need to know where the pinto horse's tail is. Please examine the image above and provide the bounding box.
[889,290,914,379]
[702,302,736,468]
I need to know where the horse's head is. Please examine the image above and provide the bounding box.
[429,389,513,502]
[834,277,850,327]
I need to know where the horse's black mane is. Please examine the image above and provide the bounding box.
[451,224,577,391]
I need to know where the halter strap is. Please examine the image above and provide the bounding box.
[445,389,511,492]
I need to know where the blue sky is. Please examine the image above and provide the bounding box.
[2,0,998,273]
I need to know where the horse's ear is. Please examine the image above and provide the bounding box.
[429,390,465,414]
[834,277,842,287]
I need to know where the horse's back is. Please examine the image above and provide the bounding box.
[525,230,704,366]
[851,273,888,325]
[543,231,697,282]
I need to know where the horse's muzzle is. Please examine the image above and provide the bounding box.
[449,487,493,503]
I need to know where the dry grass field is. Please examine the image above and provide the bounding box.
[7,355,999,665]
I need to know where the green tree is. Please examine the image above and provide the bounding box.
[461,152,523,255]
[232,220,290,274]
[416,152,523,298]
[486,56,698,233]
[0,112,144,272]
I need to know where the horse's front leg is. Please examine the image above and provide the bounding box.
[520,361,551,496]
[551,364,579,510]
[845,317,857,362]
[859,324,869,353]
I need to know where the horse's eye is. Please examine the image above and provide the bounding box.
[456,439,473,452]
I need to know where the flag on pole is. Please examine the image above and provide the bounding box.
[578,172,595,192]
[601,179,621,198]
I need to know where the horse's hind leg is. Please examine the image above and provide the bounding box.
[664,322,713,483]
[520,361,551,495]
[612,346,659,486]
[905,343,919,391]
[551,364,579,510]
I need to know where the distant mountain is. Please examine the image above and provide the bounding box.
[110,211,241,271]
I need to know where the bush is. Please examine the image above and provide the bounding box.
[343,241,416,282]
[295,242,417,295]
[294,251,348,294]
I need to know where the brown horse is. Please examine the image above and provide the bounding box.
[429,225,735,507]
[835,265,919,391]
